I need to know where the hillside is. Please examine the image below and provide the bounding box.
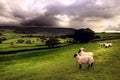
[0,39,120,80]
[0,25,75,34]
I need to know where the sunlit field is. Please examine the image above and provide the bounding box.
[1,0,120,79]
[0,38,120,80]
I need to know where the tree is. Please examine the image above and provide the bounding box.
[25,40,32,44]
[39,36,46,43]
[0,37,7,44]
[45,38,60,48]
[17,39,25,44]
[95,35,101,39]
[73,28,95,43]
[10,42,14,45]
[0,33,2,36]
[40,36,46,40]
[1,37,7,41]
[26,34,33,37]
[0,39,2,44]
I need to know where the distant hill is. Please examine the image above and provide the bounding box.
[0,25,75,35]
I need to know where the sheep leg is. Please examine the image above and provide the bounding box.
[87,64,90,69]
[79,64,82,69]
[91,63,93,68]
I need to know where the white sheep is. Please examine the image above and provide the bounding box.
[78,48,94,57]
[103,43,109,48]
[99,42,112,48]
[99,42,104,47]
[108,43,112,47]
[73,54,94,69]
[103,43,112,48]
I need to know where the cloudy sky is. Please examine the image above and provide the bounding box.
[0,0,120,32]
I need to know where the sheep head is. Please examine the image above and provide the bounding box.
[79,48,85,53]
[80,48,85,51]
[73,54,78,58]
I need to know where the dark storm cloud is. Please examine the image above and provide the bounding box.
[0,0,117,21]
[21,15,58,27]
[0,0,120,32]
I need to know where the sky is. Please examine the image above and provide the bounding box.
[0,0,120,32]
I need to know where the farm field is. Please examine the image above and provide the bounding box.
[1,1,120,80]
[0,39,120,80]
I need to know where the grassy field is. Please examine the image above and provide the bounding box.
[0,39,120,80]
[94,33,120,41]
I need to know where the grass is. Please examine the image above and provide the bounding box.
[0,39,120,80]
[0,37,72,52]
[94,33,120,41]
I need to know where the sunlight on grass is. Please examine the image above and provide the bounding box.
[0,39,120,80]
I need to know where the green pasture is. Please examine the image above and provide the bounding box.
[0,39,120,80]
[0,36,71,52]
[3,38,38,44]
[95,33,120,40]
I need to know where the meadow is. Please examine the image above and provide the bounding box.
[0,31,120,80]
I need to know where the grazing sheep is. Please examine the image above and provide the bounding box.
[78,48,94,57]
[78,48,85,53]
[73,54,94,69]
[103,43,109,48]
[99,42,112,48]
[99,42,104,47]
[108,43,112,47]
[103,43,112,48]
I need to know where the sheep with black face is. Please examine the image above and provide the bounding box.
[103,43,112,48]
[73,54,94,69]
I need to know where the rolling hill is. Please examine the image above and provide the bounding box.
[0,25,75,34]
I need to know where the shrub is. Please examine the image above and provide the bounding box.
[25,40,32,44]
[45,38,60,48]
[1,37,7,41]
[40,36,46,40]
[0,39,2,44]
[0,33,2,36]
[17,39,25,44]
[60,35,66,39]
[0,37,7,44]
[66,39,74,43]
[40,36,46,41]
[73,28,95,43]
[26,34,33,37]
[10,42,14,45]
[95,35,101,39]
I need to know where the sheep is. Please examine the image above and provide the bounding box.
[99,42,104,47]
[78,48,94,57]
[103,42,112,48]
[99,42,112,48]
[78,48,85,53]
[103,43,109,48]
[108,43,112,47]
[73,54,94,69]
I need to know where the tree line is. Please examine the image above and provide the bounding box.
[0,28,96,48]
